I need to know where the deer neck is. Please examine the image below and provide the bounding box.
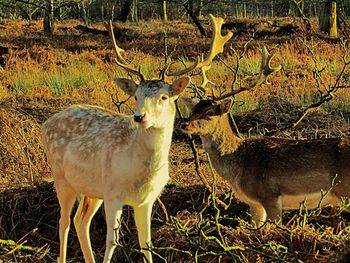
[136,117,175,157]
[201,115,242,156]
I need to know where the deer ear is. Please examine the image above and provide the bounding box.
[114,77,138,96]
[170,76,190,96]
[219,99,233,114]
[180,96,196,111]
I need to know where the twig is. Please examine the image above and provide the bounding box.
[267,39,350,135]
[156,197,169,223]
[175,100,212,193]
[103,86,133,113]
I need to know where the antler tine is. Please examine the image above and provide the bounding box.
[166,14,233,77]
[199,64,212,89]
[213,46,281,101]
[247,46,282,89]
[105,20,145,81]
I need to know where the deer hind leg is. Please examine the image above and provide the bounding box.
[54,180,77,263]
[134,202,154,263]
[103,199,123,263]
[262,196,283,223]
[74,196,103,263]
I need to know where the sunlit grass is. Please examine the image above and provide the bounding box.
[10,67,45,94]
[9,58,110,96]
[2,20,350,115]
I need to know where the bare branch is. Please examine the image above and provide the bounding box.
[213,47,281,101]
[289,0,312,31]
[267,39,350,135]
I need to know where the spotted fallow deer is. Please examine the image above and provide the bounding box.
[41,15,232,263]
[181,97,350,226]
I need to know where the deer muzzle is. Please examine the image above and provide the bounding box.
[134,113,146,123]
[179,120,195,134]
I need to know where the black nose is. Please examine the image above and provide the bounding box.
[134,114,145,122]
[180,121,189,129]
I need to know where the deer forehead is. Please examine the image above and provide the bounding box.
[137,81,170,97]
[191,101,217,115]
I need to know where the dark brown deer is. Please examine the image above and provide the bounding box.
[180,98,350,226]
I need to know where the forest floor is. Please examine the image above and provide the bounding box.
[0,17,350,262]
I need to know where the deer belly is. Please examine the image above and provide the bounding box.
[63,163,104,198]
[281,192,339,209]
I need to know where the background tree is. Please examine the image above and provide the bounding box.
[43,0,54,33]
[116,0,132,22]
[1,0,350,31]
[319,0,338,37]
[163,0,168,21]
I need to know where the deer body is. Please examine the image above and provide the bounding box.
[43,106,170,205]
[181,99,350,225]
[42,78,189,263]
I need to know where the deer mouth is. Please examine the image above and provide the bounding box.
[136,120,150,129]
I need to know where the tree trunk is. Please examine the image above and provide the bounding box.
[198,0,203,17]
[184,0,206,37]
[101,5,104,21]
[163,0,168,21]
[116,0,132,22]
[329,1,337,37]
[80,2,89,26]
[319,0,338,37]
[271,0,274,17]
[43,0,54,34]
[131,0,138,22]
[319,1,330,32]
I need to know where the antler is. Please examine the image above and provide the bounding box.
[105,20,145,81]
[166,14,233,77]
[213,47,281,101]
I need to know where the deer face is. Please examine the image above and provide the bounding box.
[180,98,232,135]
[115,77,189,129]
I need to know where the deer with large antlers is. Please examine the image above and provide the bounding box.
[180,50,350,226]
[42,15,232,263]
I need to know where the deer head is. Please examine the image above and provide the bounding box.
[180,98,233,135]
[115,77,189,129]
[105,21,190,129]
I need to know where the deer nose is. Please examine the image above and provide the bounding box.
[134,113,145,123]
[180,121,190,129]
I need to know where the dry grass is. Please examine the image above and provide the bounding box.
[0,18,350,262]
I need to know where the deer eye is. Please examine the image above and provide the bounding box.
[134,97,138,101]
[205,109,216,116]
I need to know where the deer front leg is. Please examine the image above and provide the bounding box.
[134,202,154,263]
[249,203,267,227]
[74,196,103,263]
[103,199,123,263]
